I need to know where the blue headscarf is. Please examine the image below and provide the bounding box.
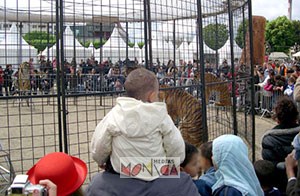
[212,135,264,196]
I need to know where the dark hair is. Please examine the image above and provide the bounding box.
[289,77,296,84]
[199,141,213,166]
[180,142,198,168]
[273,97,298,125]
[269,69,275,76]
[254,160,275,188]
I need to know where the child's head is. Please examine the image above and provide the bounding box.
[288,77,296,86]
[199,142,213,171]
[124,68,159,102]
[180,142,199,178]
[254,160,276,191]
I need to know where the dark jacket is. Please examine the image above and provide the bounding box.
[213,186,242,196]
[286,161,300,196]
[262,126,300,165]
[86,171,200,196]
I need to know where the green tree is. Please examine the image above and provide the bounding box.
[93,39,107,49]
[203,23,228,50]
[137,42,144,49]
[23,31,56,52]
[292,20,300,45]
[79,40,91,48]
[128,42,135,48]
[266,16,295,53]
[235,20,249,48]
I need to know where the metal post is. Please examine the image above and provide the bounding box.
[173,20,176,86]
[59,0,68,154]
[100,23,103,63]
[18,22,23,65]
[147,0,153,70]
[248,0,256,162]
[242,5,247,65]
[197,0,208,140]
[227,0,238,135]
[126,22,129,62]
[215,15,219,70]
[47,23,50,58]
[143,0,148,69]
[55,0,63,152]
[73,22,76,67]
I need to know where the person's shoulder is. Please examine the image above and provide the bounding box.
[213,185,242,196]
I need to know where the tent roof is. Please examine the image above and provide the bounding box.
[269,52,289,59]
[0,0,248,23]
[103,26,127,48]
[0,23,37,51]
[292,51,300,57]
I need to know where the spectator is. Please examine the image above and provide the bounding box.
[212,135,263,196]
[199,141,216,188]
[27,152,87,196]
[262,97,299,164]
[91,68,185,181]
[254,160,281,196]
[284,77,295,97]
[294,74,300,102]
[180,142,212,195]
[278,63,287,77]
[87,161,200,196]
[3,64,13,96]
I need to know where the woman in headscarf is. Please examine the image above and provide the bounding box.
[212,135,264,196]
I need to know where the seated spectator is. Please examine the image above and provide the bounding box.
[180,142,212,195]
[262,97,300,165]
[254,160,281,196]
[27,152,87,196]
[199,141,216,188]
[212,135,263,196]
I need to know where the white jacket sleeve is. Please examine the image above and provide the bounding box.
[91,115,112,166]
[160,115,185,163]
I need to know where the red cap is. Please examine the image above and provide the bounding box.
[27,152,87,196]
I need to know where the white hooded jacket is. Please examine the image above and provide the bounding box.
[91,97,185,181]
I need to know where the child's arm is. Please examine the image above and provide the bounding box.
[161,115,185,163]
[91,115,112,166]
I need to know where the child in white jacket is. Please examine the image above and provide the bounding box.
[91,68,185,181]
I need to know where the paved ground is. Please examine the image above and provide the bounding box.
[255,116,276,160]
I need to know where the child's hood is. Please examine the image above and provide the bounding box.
[110,97,169,137]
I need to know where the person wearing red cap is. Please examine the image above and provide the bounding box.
[27,152,87,196]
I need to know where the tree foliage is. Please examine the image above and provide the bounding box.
[235,20,249,48]
[23,31,56,52]
[203,23,228,50]
[128,42,135,48]
[292,20,300,45]
[266,16,295,53]
[137,42,144,49]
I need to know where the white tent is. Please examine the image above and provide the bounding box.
[269,52,289,60]
[293,51,300,57]
[0,24,37,67]
[43,26,91,63]
[218,40,242,64]
[88,42,95,57]
[95,25,140,63]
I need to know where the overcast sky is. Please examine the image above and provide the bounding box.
[252,0,300,21]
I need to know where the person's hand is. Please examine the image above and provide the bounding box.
[39,179,57,196]
[285,152,298,179]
